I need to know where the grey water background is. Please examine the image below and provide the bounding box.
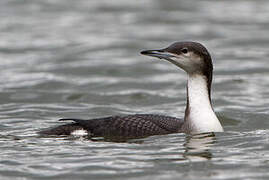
[0,0,269,179]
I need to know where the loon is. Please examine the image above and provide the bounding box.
[39,41,224,138]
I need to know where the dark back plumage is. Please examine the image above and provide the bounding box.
[39,114,183,139]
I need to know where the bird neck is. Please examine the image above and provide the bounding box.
[183,74,223,134]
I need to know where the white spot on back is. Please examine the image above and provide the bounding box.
[71,129,88,136]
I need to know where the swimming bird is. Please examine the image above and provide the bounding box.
[39,41,223,139]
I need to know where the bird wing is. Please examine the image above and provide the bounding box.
[58,114,183,138]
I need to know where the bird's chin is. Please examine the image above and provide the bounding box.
[162,57,187,71]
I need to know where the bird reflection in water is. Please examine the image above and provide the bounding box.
[183,133,216,161]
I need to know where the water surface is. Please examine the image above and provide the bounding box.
[0,0,269,179]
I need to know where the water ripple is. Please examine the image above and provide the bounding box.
[0,0,269,179]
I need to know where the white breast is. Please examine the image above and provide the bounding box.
[186,75,223,133]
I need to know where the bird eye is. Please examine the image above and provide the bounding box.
[181,48,188,54]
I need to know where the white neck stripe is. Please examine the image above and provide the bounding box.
[184,74,223,133]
